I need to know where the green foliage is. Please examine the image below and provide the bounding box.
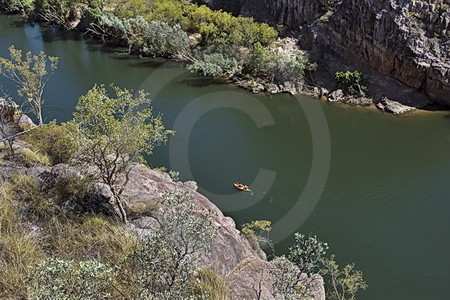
[188,53,242,77]
[168,170,180,182]
[321,255,368,300]
[288,233,329,275]
[0,0,35,15]
[121,190,217,299]
[0,46,59,125]
[269,256,313,300]
[248,44,310,83]
[242,220,274,254]
[27,258,115,299]
[24,121,79,164]
[335,71,367,97]
[108,0,278,47]
[68,84,173,223]
[247,42,269,72]
[95,13,190,58]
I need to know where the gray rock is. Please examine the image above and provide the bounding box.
[281,81,300,95]
[343,96,373,106]
[94,182,113,200]
[18,114,35,130]
[183,180,198,191]
[252,83,265,94]
[328,89,345,102]
[319,87,329,99]
[376,97,417,115]
[51,163,81,180]
[188,33,202,47]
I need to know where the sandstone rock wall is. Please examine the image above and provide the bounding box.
[197,0,450,105]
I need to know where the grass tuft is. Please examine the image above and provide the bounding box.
[17,148,51,167]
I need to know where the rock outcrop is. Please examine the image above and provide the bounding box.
[119,165,325,300]
[197,0,450,106]
[4,154,325,299]
[376,96,417,114]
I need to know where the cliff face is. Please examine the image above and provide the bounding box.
[120,165,325,300]
[198,0,450,105]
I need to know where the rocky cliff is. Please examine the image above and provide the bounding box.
[1,159,325,299]
[0,99,325,299]
[197,0,450,106]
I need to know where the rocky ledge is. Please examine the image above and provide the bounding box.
[375,97,417,115]
[2,155,325,299]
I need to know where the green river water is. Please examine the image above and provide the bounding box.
[1,14,449,299]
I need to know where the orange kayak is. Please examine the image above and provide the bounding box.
[234,182,251,192]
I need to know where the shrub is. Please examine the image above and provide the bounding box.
[248,44,311,83]
[288,233,329,276]
[24,121,79,165]
[54,175,95,204]
[68,84,173,223]
[120,190,217,299]
[108,0,278,47]
[27,258,116,299]
[140,20,190,58]
[0,0,35,15]
[188,52,242,77]
[335,71,367,97]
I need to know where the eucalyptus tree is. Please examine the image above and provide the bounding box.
[69,84,173,223]
[0,46,59,125]
[321,255,368,300]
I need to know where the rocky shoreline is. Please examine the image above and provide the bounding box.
[196,0,449,110]
[1,7,424,115]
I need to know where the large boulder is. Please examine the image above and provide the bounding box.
[328,89,345,102]
[376,97,417,115]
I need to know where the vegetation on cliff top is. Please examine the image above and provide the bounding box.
[1,0,313,89]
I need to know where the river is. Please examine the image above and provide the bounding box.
[1,14,449,300]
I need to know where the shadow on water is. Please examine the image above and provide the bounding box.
[421,103,450,112]
[40,25,84,43]
[182,77,226,88]
[128,59,172,69]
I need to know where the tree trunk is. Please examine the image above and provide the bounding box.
[115,196,128,224]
